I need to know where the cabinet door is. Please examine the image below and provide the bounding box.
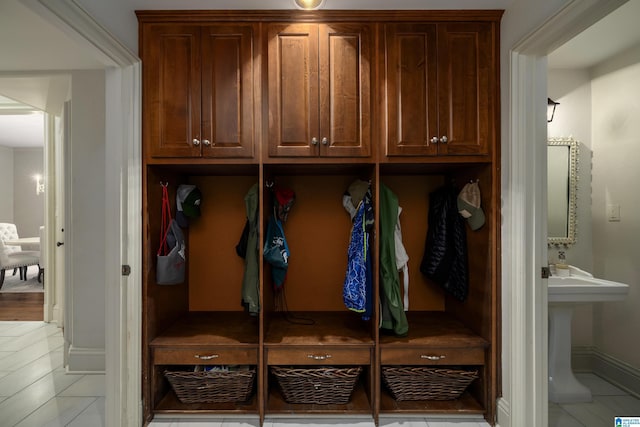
[201,25,255,158]
[319,23,372,158]
[384,24,438,157]
[437,23,494,156]
[268,23,319,157]
[144,25,201,158]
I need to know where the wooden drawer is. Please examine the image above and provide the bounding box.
[380,347,484,365]
[267,347,371,365]
[153,347,258,365]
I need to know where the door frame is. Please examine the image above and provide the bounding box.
[499,1,627,426]
[23,0,142,425]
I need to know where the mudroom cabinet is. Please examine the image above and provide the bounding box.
[384,22,495,158]
[141,23,258,159]
[266,22,372,159]
[138,10,502,426]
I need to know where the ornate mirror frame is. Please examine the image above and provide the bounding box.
[547,137,579,247]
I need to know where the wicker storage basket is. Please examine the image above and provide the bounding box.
[271,366,362,404]
[382,366,478,401]
[164,367,255,404]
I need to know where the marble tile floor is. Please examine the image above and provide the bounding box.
[549,373,640,427]
[0,321,105,427]
[2,320,639,426]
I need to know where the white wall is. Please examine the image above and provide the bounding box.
[590,43,640,368]
[0,146,13,222]
[65,69,106,371]
[547,69,594,347]
[13,148,44,238]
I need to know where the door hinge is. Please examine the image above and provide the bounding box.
[122,265,131,276]
[541,266,550,279]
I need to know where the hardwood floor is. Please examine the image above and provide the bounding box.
[0,293,43,321]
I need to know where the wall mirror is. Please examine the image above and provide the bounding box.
[547,137,579,246]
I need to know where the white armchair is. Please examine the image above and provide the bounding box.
[0,222,21,254]
[0,238,40,289]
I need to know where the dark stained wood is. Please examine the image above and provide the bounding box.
[267,22,371,159]
[155,388,258,414]
[379,389,484,414]
[265,312,373,345]
[201,24,256,158]
[267,23,319,158]
[319,23,371,158]
[143,24,201,158]
[437,22,495,156]
[151,312,259,347]
[0,292,43,321]
[142,23,257,160]
[379,312,488,348]
[266,381,372,415]
[384,22,496,157]
[385,23,438,157]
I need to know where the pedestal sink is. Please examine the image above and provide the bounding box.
[548,265,629,403]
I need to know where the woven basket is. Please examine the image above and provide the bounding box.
[382,366,478,401]
[164,368,255,404]
[271,366,362,405]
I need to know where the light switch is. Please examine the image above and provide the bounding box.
[607,204,621,222]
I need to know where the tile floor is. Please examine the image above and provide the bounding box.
[549,373,640,426]
[0,321,104,426]
[2,320,639,426]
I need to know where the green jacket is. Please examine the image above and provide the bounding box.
[379,184,408,336]
[241,183,260,315]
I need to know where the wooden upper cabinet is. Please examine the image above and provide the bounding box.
[385,22,495,157]
[267,23,371,158]
[143,24,256,159]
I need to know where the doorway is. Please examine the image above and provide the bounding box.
[0,96,49,321]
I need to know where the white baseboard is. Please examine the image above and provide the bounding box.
[496,397,509,427]
[572,346,640,398]
[66,345,106,373]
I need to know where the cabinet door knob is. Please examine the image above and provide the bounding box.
[195,354,219,360]
[192,138,201,146]
[440,136,448,144]
[321,137,328,146]
[420,354,446,361]
[311,137,318,146]
[203,139,211,147]
[430,137,439,145]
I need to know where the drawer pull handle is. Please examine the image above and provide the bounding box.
[307,354,332,360]
[194,354,219,360]
[421,354,446,361]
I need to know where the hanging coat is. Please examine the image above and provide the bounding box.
[379,184,409,336]
[342,181,374,320]
[241,183,260,315]
[419,184,469,302]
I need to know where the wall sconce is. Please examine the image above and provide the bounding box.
[293,0,325,10]
[34,174,45,195]
[547,98,560,123]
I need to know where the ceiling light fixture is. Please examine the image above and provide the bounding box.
[547,98,560,123]
[293,0,325,10]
